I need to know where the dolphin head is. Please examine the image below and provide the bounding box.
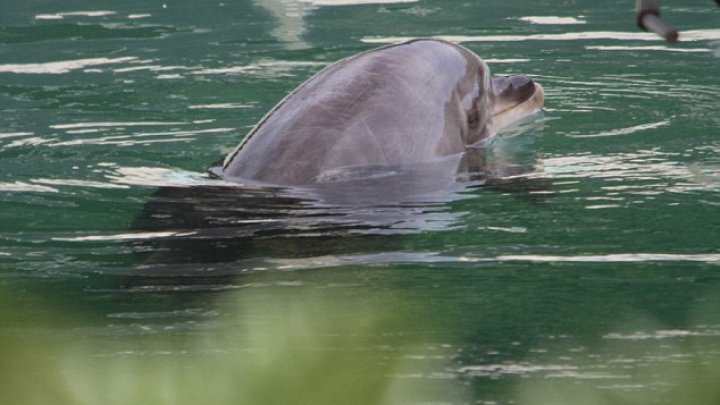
[489,75,544,131]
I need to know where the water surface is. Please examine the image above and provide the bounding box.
[1,1,719,404]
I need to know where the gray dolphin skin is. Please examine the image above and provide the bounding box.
[213,39,544,186]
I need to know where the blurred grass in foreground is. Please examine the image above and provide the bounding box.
[0,285,467,405]
[4,281,720,405]
[516,297,720,405]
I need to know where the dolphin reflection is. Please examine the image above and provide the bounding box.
[128,125,545,285]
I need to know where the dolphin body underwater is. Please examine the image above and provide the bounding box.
[210,39,544,186]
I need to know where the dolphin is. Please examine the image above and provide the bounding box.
[210,39,544,186]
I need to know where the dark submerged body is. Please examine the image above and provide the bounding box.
[216,40,492,186]
[128,39,545,281]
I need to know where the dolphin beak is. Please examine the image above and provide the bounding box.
[491,75,545,114]
[508,75,536,102]
[492,75,537,105]
[489,75,545,131]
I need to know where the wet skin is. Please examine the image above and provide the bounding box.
[213,39,544,186]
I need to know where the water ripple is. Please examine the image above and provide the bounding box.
[46,127,234,147]
[0,57,138,74]
[362,29,720,44]
[565,119,671,138]
[0,181,59,193]
[495,253,720,264]
[586,45,711,53]
[50,121,187,129]
[517,16,586,25]
[35,11,117,20]
[111,251,719,273]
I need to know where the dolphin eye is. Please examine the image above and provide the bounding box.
[508,75,534,94]
[467,109,479,128]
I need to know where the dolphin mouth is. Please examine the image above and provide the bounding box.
[492,81,544,118]
[489,80,544,133]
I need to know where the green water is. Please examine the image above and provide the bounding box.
[1,0,720,404]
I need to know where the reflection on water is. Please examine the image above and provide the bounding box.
[126,127,543,285]
[254,0,421,48]
[253,0,315,48]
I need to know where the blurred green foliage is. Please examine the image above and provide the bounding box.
[0,285,466,405]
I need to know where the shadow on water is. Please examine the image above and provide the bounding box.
[125,119,546,288]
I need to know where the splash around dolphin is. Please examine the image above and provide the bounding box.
[210,39,544,186]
